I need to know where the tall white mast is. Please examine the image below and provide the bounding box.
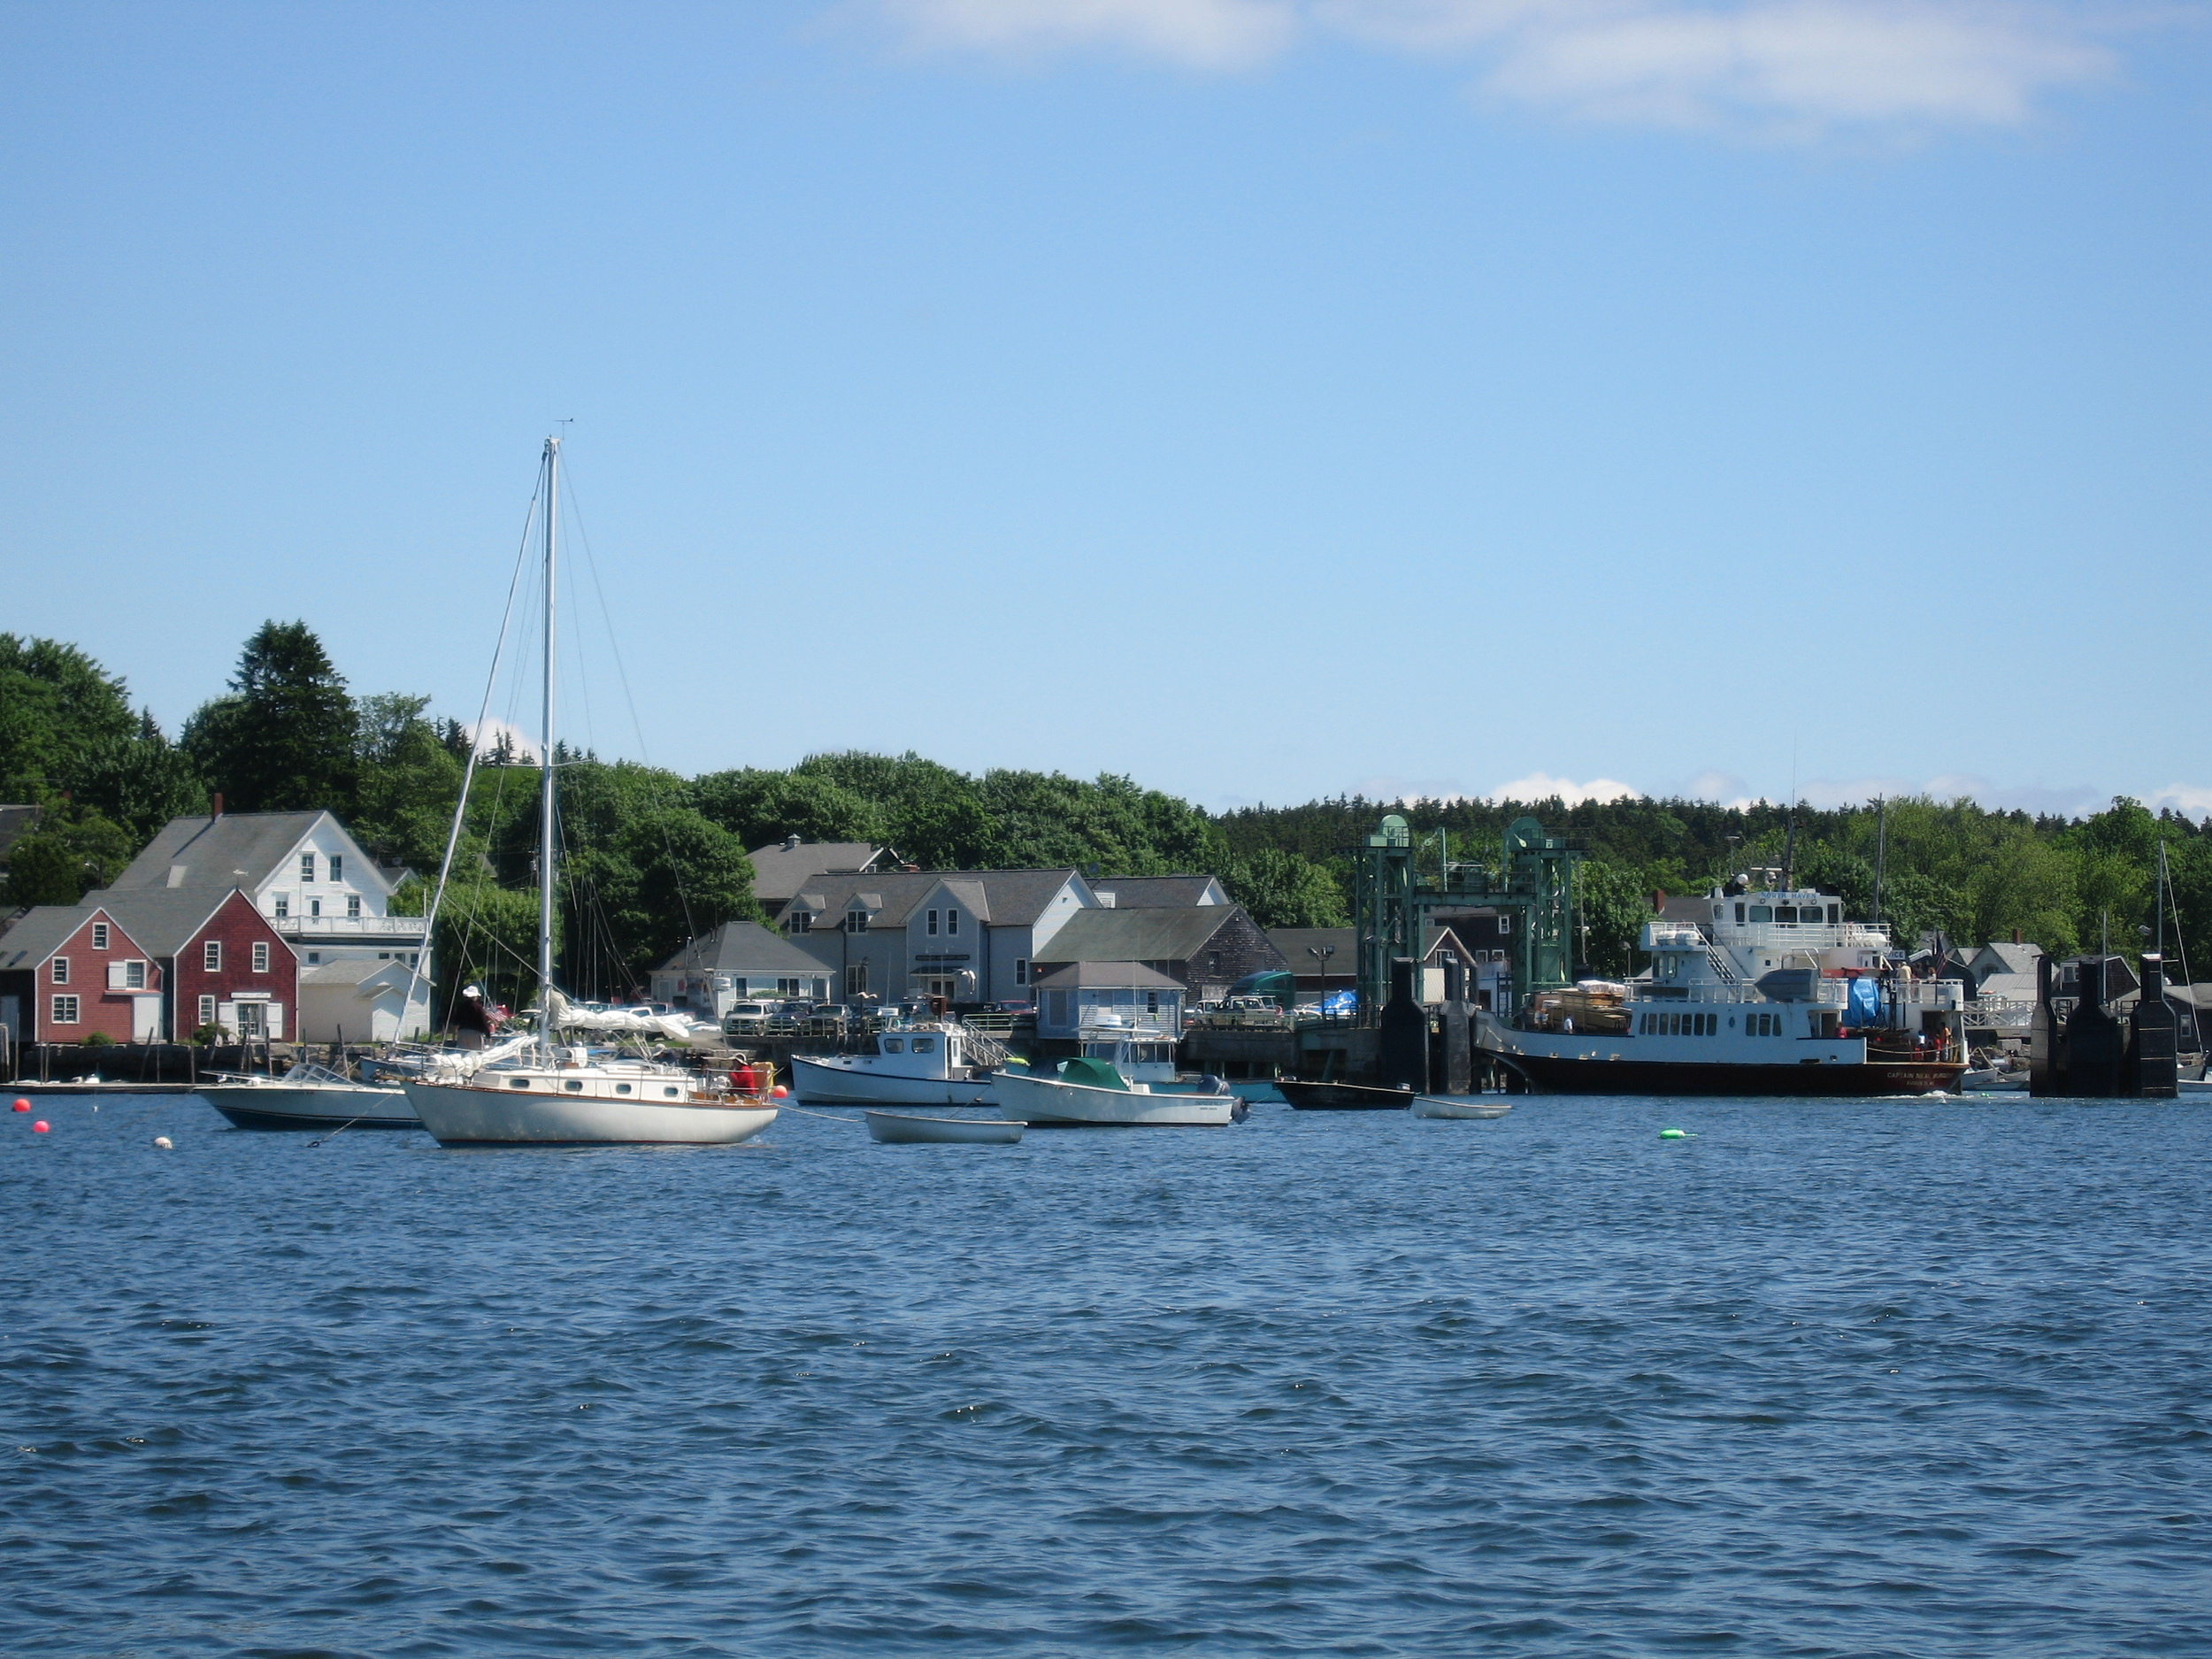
[538,435,561,1009]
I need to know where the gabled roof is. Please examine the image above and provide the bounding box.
[1033,905,1268,965]
[1967,941,2044,976]
[657,919,841,976]
[1032,960,1184,990]
[1267,927,1356,971]
[1088,875,1225,909]
[79,887,260,957]
[0,903,111,967]
[300,957,420,989]
[778,869,1085,931]
[748,841,890,906]
[107,811,365,895]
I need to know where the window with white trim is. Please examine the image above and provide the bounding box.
[274,895,288,918]
[787,910,812,934]
[926,909,940,936]
[310,899,321,918]
[329,855,342,883]
[252,941,270,973]
[301,852,316,883]
[91,923,109,950]
[1014,958,1028,985]
[204,941,222,972]
[124,959,146,989]
[946,907,958,936]
[198,995,217,1026]
[51,995,79,1025]
[1498,916,1512,934]
[845,908,868,933]
[51,956,69,985]
[347,895,361,919]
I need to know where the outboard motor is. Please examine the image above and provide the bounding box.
[2127,952,2178,1098]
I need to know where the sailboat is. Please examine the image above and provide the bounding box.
[400,438,778,1148]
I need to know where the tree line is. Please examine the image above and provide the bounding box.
[7,626,2206,1009]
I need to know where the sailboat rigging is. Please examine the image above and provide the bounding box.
[399,438,779,1147]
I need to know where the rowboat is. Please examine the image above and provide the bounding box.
[1409,1094,1513,1120]
[864,1110,1022,1145]
[994,1058,1248,1127]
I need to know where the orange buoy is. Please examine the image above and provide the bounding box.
[12,1098,28,1112]
[32,1120,50,1133]
[772,1085,787,1099]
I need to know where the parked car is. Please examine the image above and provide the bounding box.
[721,1001,773,1036]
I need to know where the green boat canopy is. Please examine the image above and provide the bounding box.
[1056,1056,1130,1091]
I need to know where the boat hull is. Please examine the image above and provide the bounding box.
[401,1081,777,1146]
[196,1086,419,1130]
[864,1111,1023,1145]
[1484,1049,1965,1096]
[992,1070,1244,1127]
[1278,1080,1414,1111]
[789,1055,995,1107]
[1409,1094,1513,1119]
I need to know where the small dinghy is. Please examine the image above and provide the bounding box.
[864,1110,1023,1145]
[1409,1094,1513,1120]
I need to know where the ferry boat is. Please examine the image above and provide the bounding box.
[1475,881,1967,1095]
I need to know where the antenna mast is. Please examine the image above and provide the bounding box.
[538,435,561,1010]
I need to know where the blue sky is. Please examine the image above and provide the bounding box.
[4,2,2206,818]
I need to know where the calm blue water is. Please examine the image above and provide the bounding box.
[4,1093,2209,1657]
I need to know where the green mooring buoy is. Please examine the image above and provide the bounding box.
[1659,1127,1694,1139]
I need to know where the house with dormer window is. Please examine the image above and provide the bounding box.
[95,808,431,1040]
[773,869,1096,1006]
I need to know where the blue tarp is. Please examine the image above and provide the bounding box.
[1318,989,1358,1017]
[1847,977,1883,1025]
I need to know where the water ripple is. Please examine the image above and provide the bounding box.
[3,1094,2208,1654]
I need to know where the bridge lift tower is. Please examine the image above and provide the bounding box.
[1353,813,1581,1018]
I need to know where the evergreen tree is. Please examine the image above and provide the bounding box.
[181,621,357,813]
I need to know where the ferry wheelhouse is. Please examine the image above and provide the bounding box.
[1474,881,1968,1095]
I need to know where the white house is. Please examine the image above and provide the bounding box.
[650,921,838,1016]
[105,810,434,1039]
[297,957,426,1044]
[774,869,1098,1005]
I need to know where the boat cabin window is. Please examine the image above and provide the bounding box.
[910,1037,935,1053]
[882,1038,903,1053]
[565,1079,584,1092]
[615,1083,632,1094]
[509,1078,531,1088]
[1749,905,1772,922]
[1735,902,1746,923]
[663,1087,680,1097]
[1827,904,1839,925]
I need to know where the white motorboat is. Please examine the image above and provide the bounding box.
[792,1025,999,1106]
[396,437,776,1150]
[1409,1094,1514,1120]
[993,1057,1248,1127]
[1961,1064,2030,1093]
[196,1063,419,1130]
[864,1110,1022,1145]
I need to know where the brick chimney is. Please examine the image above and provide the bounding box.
[211,792,224,818]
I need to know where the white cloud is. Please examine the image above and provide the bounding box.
[1490,770,1640,804]
[872,0,2124,134]
[872,0,1300,68]
[2148,783,2212,819]
[465,717,545,764]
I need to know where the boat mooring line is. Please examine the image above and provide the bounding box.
[307,1118,365,1148]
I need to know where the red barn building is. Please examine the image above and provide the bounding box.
[0,903,166,1044]
[89,888,298,1041]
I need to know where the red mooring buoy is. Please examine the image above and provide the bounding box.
[32,1120,50,1133]
[12,1098,28,1112]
